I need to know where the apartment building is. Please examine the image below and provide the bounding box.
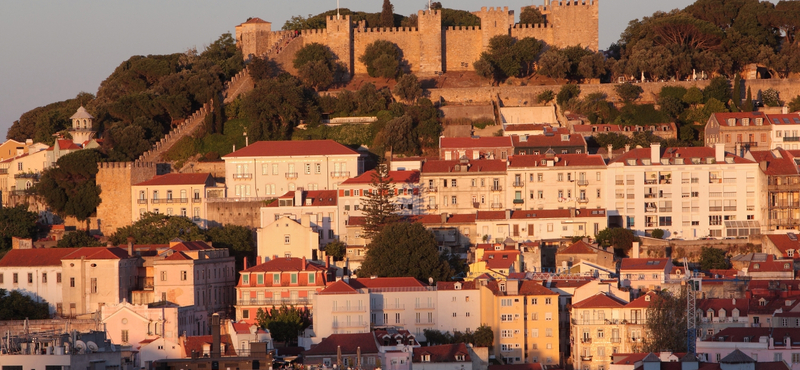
[61,247,138,317]
[222,140,363,199]
[705,112,771,152]
[555,240,615,273]
[235,256,328,324]
[338,169,422,217]
[506,153,606,211]
[257,215,322,261]
[696,298,750,340]
[420,159,508,214]
[0,248,78,316]
[100,300,193,358]
[749,149,800,231]
[479,279,561,366]
[619,258,673,291]
[435,281,482,334]
[767,113,800,150]
[571,292,656,370]
[510,132,587,155]
[606,143,765,239]
[260,189,340,247]
[697,327,800,366]
[476,209,608,243]
[439,137,513,161]
[131,173,218,228]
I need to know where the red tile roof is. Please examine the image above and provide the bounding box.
[440,137,512,149]
[164,251,192,261]
[748,149,800,176]
[559,241,598,254]
[243,257,326,272]
[222,140,358,158]
[48,139,82,151]
[436,281,478,290]
[508,153,606,168]
[0,248,81,267]
[481,251,520,269]
[509,208,606,219]
[625,291,659,308]
[170,241,214,251]
[748,254,793,272]
[265,190,338,207]
[573,124,622,133]
[62,247,130,260]
[182,335,237,357]
[319,279,359,294]
[421,159,507,173]
[341,170,419,185]
[347,216,366,226]
[610,147,754,166]
[697,298,749,316]
[510,132,586,148]
[232,321,267,334]
[504,124,552,132]
[765,234,800,258]
[476,211,507,220]
[711,112,769,126]
[303,333,379,356]
[241,17,270,24]
[488,363,543,370]
[620,258,670,271]
[413,343,471,363]
[766,113,800,125]
[134,173,212,186]
[348,277,426,289]
[518,281,558,296]
[572,293,627,308]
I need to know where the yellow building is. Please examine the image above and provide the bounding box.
[468,246,523,280]
[131,173,218,228]
[479,278,560,366]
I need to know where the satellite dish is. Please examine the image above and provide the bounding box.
[74,340,86,355]
[87,341,99,353]
[110,343,116,352]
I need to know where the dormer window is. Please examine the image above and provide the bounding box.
[759,298,767,306]
[422,355,431,362]
[456,355,465,361]
[645,295,651,302]
[789,250,795,258]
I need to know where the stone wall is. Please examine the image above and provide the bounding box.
[0,319,99,336]
[95,162,157,236]
[206,200,264,229]
[353,27,424,74]
[547,0,599,51]
[444,26,483,72]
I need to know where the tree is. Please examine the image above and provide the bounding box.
[361,163,400,239]
[519,7,545,24]
[762,88,781,107]
[35,149,102,225]
[473,55,495,81]
[651,229,665,239]
[732,73,742,110]
[472,325,494,347]
[744,86,754,112]
[56,231,102,248]
[596,227,637,255]
[615,83,644,104]
[359,222,452,282]
[393,74,422,103]
[374,115,418,155]
[789,95,800,113]
[0,289,50,320]
[704,76,732,105]
[325,240,346,261]
[293,43,342,90]
[0,205,39,251]
[381,0,394,28]
[643,289,687,353]
[538,49,570,80]
[359,40,402,79]
[206,225,254,272]
[683,86,704,107]
[537,90,555,105]
[242,75,307,141]
[256,306,311,346]
[556,84,581,107]
[699,246,731,270]
[110,213,206,245]
[248,56,273,82]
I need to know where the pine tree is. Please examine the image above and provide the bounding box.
[744,86,754,112]
[362,163,400,239]
[381,0,394,28]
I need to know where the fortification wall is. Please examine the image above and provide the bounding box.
[549,0,599,51]
[510,23,555,45]
[96,162,157,236]
[444,27,483,72]
[353,27,422,74]
[206,201,263,229]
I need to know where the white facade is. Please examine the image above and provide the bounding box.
[0,264,63,315]
[435,282,481,334]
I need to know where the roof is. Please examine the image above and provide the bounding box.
[510,132,586,148]
[231,322,267,334]
[503,124,551,132]
[508,153,606,168]
[609,147,754,166]
[476,211,507,220]
[481,251,520,270]
[620,258,670,271]
[518,281,558,296]
[61,247,130,260]
[413,343,471,363]
[720,349,755,363]
[341,170,419,185]
[747,254,793,272]
[169,241,214,252]
[765,233,800,258]
[265,190,338,207]
[303,333,379,356]
[421,159,507,174]
[222,140,358,158]
[243,257,326,272]
[348,277,426,290]
[573,124,622,133]
[164,251,192,261]
[414,214,477,224]
[625,291,659,308]
[510,209,606,219]
[319,279,359,294]
[70,106,94,120]
[697,298,748,316]
[183,335,237,357]
[134,173,212,186]
[48,139,82,151]
[440,137,512,149]
[766,113,800,126]
[436,281,478,290]
[572,293,627,309]
[559,241,599,254]
[488,364,543,370]
[748,149,800,176]
[241,17,270,25]
[711,112,769,127]
[0,248,81,267]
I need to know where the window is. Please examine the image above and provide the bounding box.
[121,330,129,343]
[257,274,264,285]
[91,278,97,294]
[545,328,553,337]
[545,312,552,321]
[42,273,47,283]
[273,274,280,284]
[545,298,551,304]
[291,273,298,284]
[13,273,18,283]
[27,273,33,284]
[0,274,3,284]
[284,235,290,244]
[501,298,513,307]
[243,275,249,284]
[160,271,167,281]
[70,277,75,287]
[451,179,457,187]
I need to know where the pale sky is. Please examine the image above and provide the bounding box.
[0,0,699,137]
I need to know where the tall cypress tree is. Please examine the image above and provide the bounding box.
[362,163,400,239]
[732,74,742,110]
[744,86,754,112]
[381,0,394,28]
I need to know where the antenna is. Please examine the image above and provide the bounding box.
[337,0,340,19]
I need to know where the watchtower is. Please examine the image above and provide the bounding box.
[417,9,443,74]
[326,15,354,76]
[69,106,96,146]
[477,7,514,52]
[548,0,599,51]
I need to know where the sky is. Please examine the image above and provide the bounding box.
[0,0,699,137]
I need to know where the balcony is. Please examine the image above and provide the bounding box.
[237,298,311,306]
[331,171,351,178]
[415,321,436,326]
[512,181,525,188]
[192,197,202,203]
[426,204,438,210]
[709,178,722,184]
[660,207,673,212]
[629,337,643,343]
[151,199,162,204]
[415,303,435,310]
[615,194,624,199]
[577,180,589,186]
[577,198,589,203]
[491,203,503,209]
[285,172,298,179]
[332,322,368,329]
[724,206,737,211]
[0,169,7,174]
[644,193,657,199]
[374,303,405,310]
[644,179,657,185]
[331,305,366,313]
[137,199,148,204]
[615,180,624,185]
[737,141,758,147]
[513,199,524,204]
[490,186,503,192]
[581,337,592,344]
[610,337,621,343]
[709,206,723,212]
[580,355,593,361]
[427,186,438,192]
[233,173,253,180]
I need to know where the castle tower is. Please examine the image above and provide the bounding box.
[69,106,96,146]
[235,17,273,60]
[95,162,157,236]
[326,15,354,76]
[477,7,514,52]
[550,0,599,51]
[417,9,443,74]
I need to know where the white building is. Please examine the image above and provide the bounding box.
[435,281,482,335]
[768,112,800,150]
[0,248,77,316]
[260,189,340,247]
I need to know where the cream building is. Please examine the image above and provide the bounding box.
[132,173,218,228]
[606,143,766,239]
[260,189,340,247]
[0,248,78,316]
[61,247,138,317]
[257,215,321,261]
[338,169,422,217]
[420,159,508,214]
[435,281,482,335]
[768,112,800,150]
[506,153,607,211]
[222,140,364,199]
[475,209,608,243]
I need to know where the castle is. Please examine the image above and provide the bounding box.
[235,0,599,75]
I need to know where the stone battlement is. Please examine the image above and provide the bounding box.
[356,27,419,34]
[446,26,481,31]
[512,23,552,29]
[98,161,156,170]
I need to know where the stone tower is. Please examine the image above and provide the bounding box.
[417,9,443,74]
[95,162,157,236]
[326,15,354,76]
[69,106,96,146]
[549,0,599,51]
[235,17,273,60]
[477,7,514,52]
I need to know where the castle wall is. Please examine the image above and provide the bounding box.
[96,162,157,236]
[510,23,555,45]
[206,200,262,229]
[353,27,423,74]
[418,10,444,74]
[477,7,515,53]
[549,0,599,51]
[443,27,483,72]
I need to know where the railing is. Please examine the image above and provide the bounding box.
[644,179,657,185]
[285,172,298,179]
[491,203,503,209]
[512,181,525,188]
[192,198,203,203]
[660,179,672,184]
[491,186,503,191]
[233,173,253,180]
[137,199,148,204]
[374,303,405,310]
[14,173,39,179]
[784,137,800,142]
[332,322,368,329]
[616,194,624,199]
[427,186,438,192]
[415,321,436,326]
[644,193,657,199]
[709,206,723,212]
[236,298,311,306]
[580,356,593,361]
[738,141,758,147]
[581,338,592,344]
[206,197,273,203]
[615,180,624,185]
[152,199,162,204]
[415,303,435,310]
[577,198,589,203]
[660,193,672,198]
[0,169,7,174]
[513,199,524,204]
[610,337,621,343]
[709,178,722,184]
[331,306,366,312]
[724,206,737,211]
[645,207,657,213]
[577,180,589,186]
[627,194,635,199]
[660,207,672,212]
[331,171,351,178]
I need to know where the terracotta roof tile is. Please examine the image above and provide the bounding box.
[265,190,338,207]
[504,124,552,132]
[518,281,558,296]
[0,248,80,267]
[413,343,471,363]
[440,137,513,149]
[319,279,359,294]
[62,247,130,260]
[510,132,586,148]
[421,159,507,173]
[135,173,212,186]
[488,363,544,370]
[559,241,598,254]
[348,277,426,289]
[625,291,659,308]
[610,147,754,166]
[508,153,606,168]
[711,112,769,127]
[476,211,507,220]
[164,251,192,261]
[481,251,520,269]
[572,293,627,308]
[766,113,800,125]
[303,333,379,356]
[341,170,419,185]
[620,258,670,270]
[182,335,237,357]
[765,234,800,258]
[436,281,478,290]
[222,140,358,158]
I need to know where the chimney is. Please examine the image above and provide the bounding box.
[257,256,262,265]
[127,236,134,257]
[244,256,248,269]
[273,254,278,260]
[607,144,613,160]
[211,313,221,358]
[302,256,306,270]
[506,279,519,296]
[715,143,725,163]
[632,241,640,259]
[624,144,630,153]
[441,213,447,224]
[783,105,789,114]
[505,209,511,219]
[301,214,311,228]
[650,142,661,163]
[326,256,330,269]
[294,189,304,206]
